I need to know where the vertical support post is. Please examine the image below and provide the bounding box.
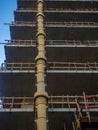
[34,0,48,130]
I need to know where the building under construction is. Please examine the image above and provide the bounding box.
[0,0,98,130]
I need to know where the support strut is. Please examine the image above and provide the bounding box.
[34,1,48,130]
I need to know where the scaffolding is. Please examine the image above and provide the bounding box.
[72,92,98,130]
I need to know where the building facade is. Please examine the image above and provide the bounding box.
[0,0,98,130]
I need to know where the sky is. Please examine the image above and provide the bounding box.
[0,0,17,64]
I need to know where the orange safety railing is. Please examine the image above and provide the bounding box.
[5,40,98,46]
[1,62,98,71]
[49,62,98,71]
[0,94,98,109]
[45,21,96,26]
[72,93,98,129]
[6,40,36,45]
[0,63,35,70]
[16,8,98,11]
[11,21,97,26]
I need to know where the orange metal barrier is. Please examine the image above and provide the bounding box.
[16,7,98,11]
[11,21,97,26]
[5,40,98,46]
[0,94,98,109]
[1,62,98,71]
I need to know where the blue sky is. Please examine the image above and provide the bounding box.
[0,0,17,64]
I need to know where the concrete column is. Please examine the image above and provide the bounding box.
[34,0,48,130]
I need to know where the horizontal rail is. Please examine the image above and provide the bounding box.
[0,94,97,110]
[6,40,36,45]
[49,62,98,71]
[1,62,98,71]
[16,8,98,11]
[8,21,98,27]
[0,63,35,70]
[5,40,98,46]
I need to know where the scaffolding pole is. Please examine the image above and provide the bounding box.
[34,1,48,130]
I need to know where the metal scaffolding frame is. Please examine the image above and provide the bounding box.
[72,92,98,130]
